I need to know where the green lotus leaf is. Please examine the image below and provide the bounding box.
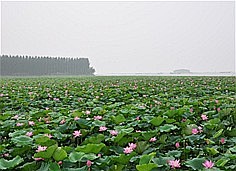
[109,164,125,171]
[185,158,205,170]
[139,152,156,165]
[213,129,224,138]
[9,130,26,138]
[62,166,87,171]
[159,124,177,132]
[11,135,33,146]
[92,107,103,113]
[69,151,99,163]
[69,151,85,163]
[111,152,136,165]
[82,134,105,145]
[35,136,57,146]
[0,112,11,121]
[136,141,149,154]
[34,144,58,159]
[152,156,174,167]
[206,147,219,155]
[150,116,164,126]
[75,143,105,154]
[49,162,61,171]
[76,119,90,129]
[53,147,68,161]
[167,150,182,158]
[37,163,50,171]
[19,161,39,171]
[183,124,198,135]
[12,146,31,156]
[92,120,106,127]
[0,156,24,170]
[141,131,157,141]
[216,158,230,167]
[136,163,157,171]
[112,114,126,124]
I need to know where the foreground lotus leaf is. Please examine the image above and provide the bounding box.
[0,76,235,170]
[0,156,23,170]
[75,143,105,154]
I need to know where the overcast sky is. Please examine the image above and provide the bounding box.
[1,1,235,74]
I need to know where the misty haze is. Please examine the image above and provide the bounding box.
[1,1,235,75]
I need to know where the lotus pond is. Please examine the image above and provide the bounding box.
[0,76,235,171]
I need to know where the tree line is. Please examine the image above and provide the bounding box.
[0,55,95,76]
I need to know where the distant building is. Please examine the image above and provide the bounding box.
[173,69,191,74]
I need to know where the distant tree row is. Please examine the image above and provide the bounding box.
[0,55,95,76]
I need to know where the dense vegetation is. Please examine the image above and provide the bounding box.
[0,76,235,171]
[0,55,95,76]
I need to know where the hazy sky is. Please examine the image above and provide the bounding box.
[1,1,235,74]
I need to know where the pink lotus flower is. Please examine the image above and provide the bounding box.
[12,115,19,120]
[53,98,59,101]
[94,116,103,120]
[110,130,118,136]
[170,107,175,110]
[58,161,63,165]
[201,114,208,121]
[60,119,66,124]
[149,137,157,142]
[136,130,142,133]
[136,116,140,120]
[192,128,199,134]
[74,116,80,121]
[36,146,47,152]
[175,142,180,148]
[33,157,44,161]
[190,108,193,113]
[28,121,35,126]
[45,107,49,110]
[220,138,225,144]
[85,110,91,115]
[3,153,9,157]
[203,160,214,169]
[128,143,137,150]
[73,130,82,138]
[217,108,221,112]
[98,153,102,157]
[168,159,181,169]
[123,147,133,154]
[139,105,145,109]
[99,126,107,132]
[44,134,53,139]
[215,100,219,104]
[182,118,186,122]
[16,123,24,127]
[86,160,92,167]
[198,126,203,133]
[26,132,33,137]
